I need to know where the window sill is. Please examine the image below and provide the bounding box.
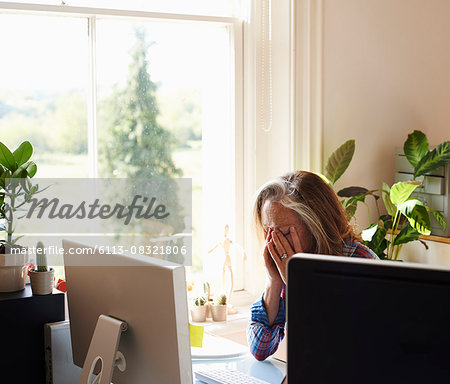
[190,289,288,361]
[190,290,257,344]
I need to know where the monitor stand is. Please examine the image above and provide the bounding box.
[78,315,128,384]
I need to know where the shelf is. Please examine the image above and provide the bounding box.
[419,234,450,244]
[0,284,65,383]
[387,230,450,245]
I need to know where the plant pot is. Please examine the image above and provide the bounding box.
[190,305,207,322]
[211,304,227,322]
[0,253,29,293]
[206,301,213,319]
[29,268,55,295]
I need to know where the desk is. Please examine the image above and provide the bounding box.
[45,320,286,384]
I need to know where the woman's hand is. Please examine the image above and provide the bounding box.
[263,229,283,286]
[267,226,303,284]
[262,228,283,325]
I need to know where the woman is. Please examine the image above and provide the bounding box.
[247,170,378,361]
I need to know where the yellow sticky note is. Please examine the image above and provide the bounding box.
[189,323,204,348]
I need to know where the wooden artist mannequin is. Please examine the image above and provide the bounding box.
[208,224,246,314]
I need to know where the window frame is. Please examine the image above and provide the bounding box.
[1,0,303,299]
[0,1,245,286]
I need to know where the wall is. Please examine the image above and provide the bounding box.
[243,0,293,295]
[247,0,450,295]
[321,0,449,262]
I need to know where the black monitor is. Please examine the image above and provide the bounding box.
[286,254,450,383]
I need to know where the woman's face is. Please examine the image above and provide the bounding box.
[261,200,315,253]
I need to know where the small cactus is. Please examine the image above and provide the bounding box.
[214,293,227,306]
[36,241,48,272]
[194,296,206,306]
[203,281,210,301]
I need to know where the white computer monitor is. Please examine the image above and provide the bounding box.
[63,239,193,384]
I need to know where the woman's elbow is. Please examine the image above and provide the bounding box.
[252,351,270,361]
[247,324,276,361]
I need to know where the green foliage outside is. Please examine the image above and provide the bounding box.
[0,90,88,156]
[97,28,181,180]
[0,28,204,271]
[96,28,193,264]
[158,88,202,146]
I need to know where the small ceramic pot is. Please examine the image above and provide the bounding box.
[29,268,55,295]
[206,301,213,319]
[0,253,29,293]
[211,304,227,322]
[191,305,207,322]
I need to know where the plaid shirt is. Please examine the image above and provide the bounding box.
[247,240,378,361]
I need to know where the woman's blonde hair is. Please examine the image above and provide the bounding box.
[253,170,359,256]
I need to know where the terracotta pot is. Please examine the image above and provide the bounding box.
[29,268,55,295]
[190,305,207,322]
[0,253,29,293]
[211,304,227,322]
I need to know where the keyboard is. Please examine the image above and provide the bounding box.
[194,368,271,384]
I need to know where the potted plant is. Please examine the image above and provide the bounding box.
[190,296,207,322]
[203,281,213,319]
[320,131,449,260]
[0,141,38,293]
[321,139,380,222]
[211,293,227,322]
[29,241,54,295]
[362,180,442,259]
[362,131,449,260]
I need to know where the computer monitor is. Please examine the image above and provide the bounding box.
[286,254,450,383]
[63,239,192,384]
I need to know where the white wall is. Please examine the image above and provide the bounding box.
[321,0,449,262]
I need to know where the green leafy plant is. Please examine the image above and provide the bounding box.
[321,131,449,260]
[214,293,227,306]
[0,141,39,253]
[362,130,449,260]
[35,241,48,272]
[362,180,441,260]
[321,139,380,223]
[404,130,450,179]
[323,139,355,185]
[194,296,206,306]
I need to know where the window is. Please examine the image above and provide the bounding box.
[0,14,89,177]
[0,2,243,294]
[2,0,239,17]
